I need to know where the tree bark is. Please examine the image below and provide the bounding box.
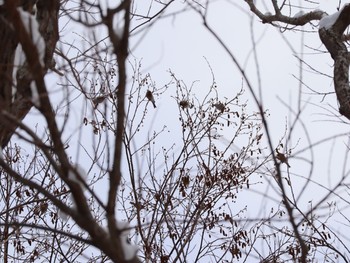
[0,0,59,148]
[318,4,350,120]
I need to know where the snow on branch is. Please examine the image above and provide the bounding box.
[244,0,326,26]
[318,4,350,120]
[319,10,341,30]
[116,221,139,261]
[58,164,88,221]
[12,7,45,102]
[67,164,88,189]
[17,7,45,66]
[245,0,350,120]
[113,9,125,38]
[30,81,40,107]
[293,11,305,18]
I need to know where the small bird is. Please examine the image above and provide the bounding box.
[179,100,190,109]
[146,90,156,108]
[213,102,225,113]
[276,150,291,168]
[92,95,106,108]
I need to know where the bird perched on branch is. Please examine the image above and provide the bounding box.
[276,150,291,168]
[146,90,156,108]
[92,95,107,108]
[179,100,190,109]
[213,102,225,113]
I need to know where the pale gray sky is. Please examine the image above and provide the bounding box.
[20,0,350,260]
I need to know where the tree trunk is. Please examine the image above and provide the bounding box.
[0,0,60,148]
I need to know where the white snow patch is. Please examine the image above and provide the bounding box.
[68,164,88,189]
[116,221,138,260]
[60,164,88,220]
[264,12,272,16]
[12,8,46,100]
[210,127,222,139]
[99,1,121,17]
[58,164,88,221]
[17,7,45,66]
[58,197,78,221]
[58,209,69,221]
[319,10,340,29]
[14,44,26,66]
[113,10,125,38]
[12,44,26,99]
[293,11,305,18]
[30,81,40,107]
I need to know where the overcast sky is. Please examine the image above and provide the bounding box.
[126,0,350,244]
[19,0,350,260]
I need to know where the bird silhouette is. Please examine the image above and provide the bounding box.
[92,95,106,108]
[146,90,156,108]
[179,100,190,109]
[276,150,291,168]
[213,102,225,113]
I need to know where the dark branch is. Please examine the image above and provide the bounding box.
[318,4,350,119]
